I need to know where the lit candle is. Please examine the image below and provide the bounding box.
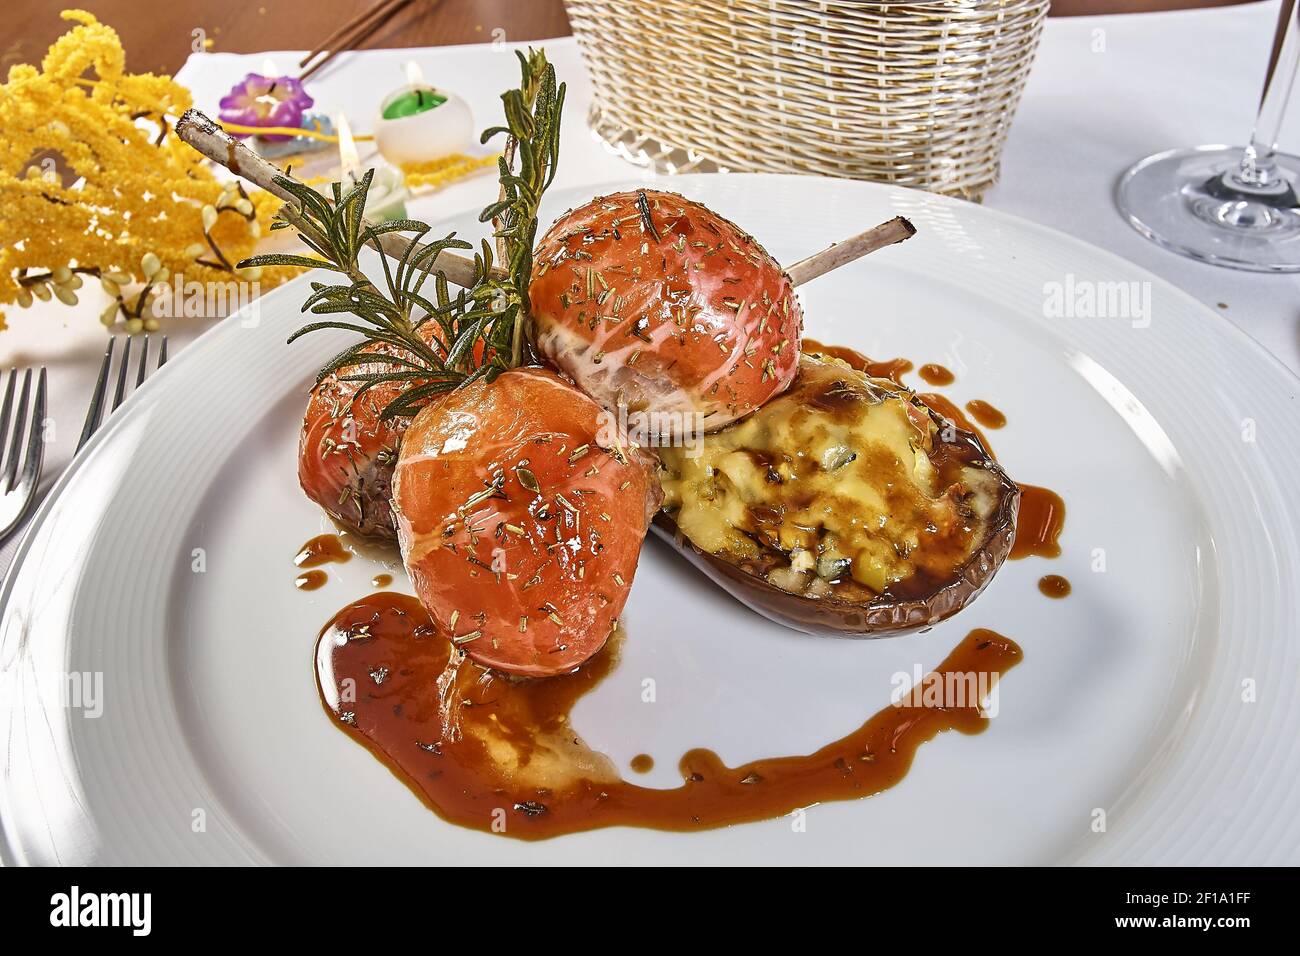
[334,112,409,224]
[373,61,473,167]
[382,62,449,119]
[336,112,363,177]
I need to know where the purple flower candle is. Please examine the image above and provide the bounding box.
[219,73,314,142]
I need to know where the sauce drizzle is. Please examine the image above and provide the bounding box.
[296,570,328,591]
[965,399,1007,430]
[918,391,996,456]
[803,338,913,387]
[918,363,955,386]
[630,754,655,774]
[800,340,1066,563]
[317,593,1022,840]
[295,534,352,568]
[1011,485,1065,560]
[1037,574,1071,599]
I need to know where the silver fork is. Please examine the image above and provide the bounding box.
[76,335,168,452]
[0,367,49,544]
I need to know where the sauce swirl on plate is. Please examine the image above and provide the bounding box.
[317,593,1022,839]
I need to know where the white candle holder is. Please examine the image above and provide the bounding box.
[374,87,474,167]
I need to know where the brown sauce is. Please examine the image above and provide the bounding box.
[803,338,912,387]
[965,399,1006,430]
[918,363,955,386]
[917,391,996,457]
[917,400,1065,563]
[372,573,394,588]
[296,570,328,591]
[317,593,1022,840]
[1037,574,1071,599]
[1011,485,1065,560]
[861,357,914,388]
[801,341,993,448]
[799,341,1066,568]
[630,754,654,774]
[295,533,352,568]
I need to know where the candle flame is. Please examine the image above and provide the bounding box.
[336,112,361,182]
[403,61,427,92]
[261,58,278,78]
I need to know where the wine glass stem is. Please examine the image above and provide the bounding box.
[1241,0,1299,189]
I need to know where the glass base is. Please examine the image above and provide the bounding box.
[1116,145,1300,273]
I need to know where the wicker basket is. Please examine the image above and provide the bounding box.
[564,0,1050,200]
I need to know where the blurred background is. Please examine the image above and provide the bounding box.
[3,0,1258,75]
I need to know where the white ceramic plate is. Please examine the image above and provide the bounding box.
[2,174,1298,865]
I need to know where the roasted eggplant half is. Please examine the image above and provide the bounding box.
[654,353,1019,637]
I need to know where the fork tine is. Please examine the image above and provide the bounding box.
[0,370,17,469]
[18,368,47,496]
[135,334,150,388]
[77,338,115,452]
[4,369,31,493]
[0,368,47,544]
[111,335,132,412]
[158,335,169,368]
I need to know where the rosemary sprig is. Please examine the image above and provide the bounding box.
[479,48,566,368]
[238,48,565,419]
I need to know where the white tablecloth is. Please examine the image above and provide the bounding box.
[1,0,1297,575]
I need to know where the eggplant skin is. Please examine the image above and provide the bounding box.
[652,415,1021,639]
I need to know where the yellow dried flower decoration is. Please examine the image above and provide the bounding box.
[0,10,300,332]
[401,154,499,191]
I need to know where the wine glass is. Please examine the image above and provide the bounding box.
[1116,0,1300,272]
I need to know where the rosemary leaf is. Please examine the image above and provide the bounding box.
[281,48,565,419]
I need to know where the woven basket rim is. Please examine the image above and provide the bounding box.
[564,0,1050,200]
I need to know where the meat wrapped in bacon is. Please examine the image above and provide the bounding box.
[529,189,802,433]
[298,344,414,539]
[392,366,661,677]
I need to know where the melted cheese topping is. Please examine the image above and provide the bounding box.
[658,355,1001,600]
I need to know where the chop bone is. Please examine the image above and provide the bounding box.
[174,108,915,291]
